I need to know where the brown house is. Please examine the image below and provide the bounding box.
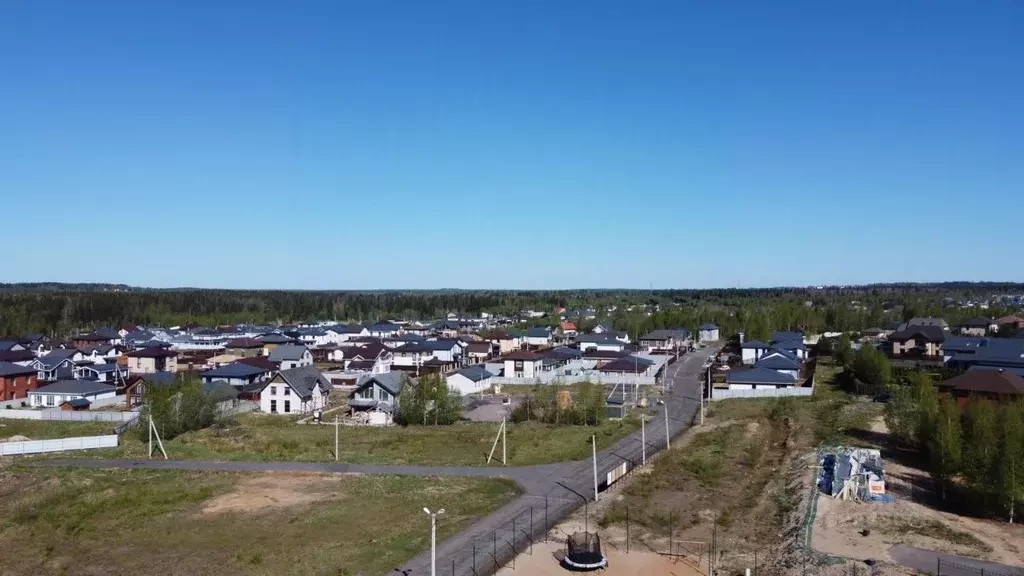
[937,369,1024,407]
[125,347,179,374]
[889,326,946,357]
[225,338,265,358]
[0,361,39,402]
[60,398,91,411]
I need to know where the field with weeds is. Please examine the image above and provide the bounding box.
[0,419,115,440]
[88,413,640,466]
[600,360,882,573]
[0,466,520,576]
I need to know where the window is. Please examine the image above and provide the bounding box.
[270,400,277,413]
[270,386,277,396]
[358,387,374,399]
[284,400,291,413]
[284,387,290,396]
[46,395,54,406]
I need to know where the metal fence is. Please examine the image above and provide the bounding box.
[710,387,814,400]
[0,434,119,456]
[937,557,1024,576]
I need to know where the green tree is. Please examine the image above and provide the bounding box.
[884,371,933,447]
[927,396,962,501]
[395,373,461,426]
[962,397,1000,507]
[834,334,853,367]
[851,344,891,395]
[996,400,1024,523]
[137,374,219,442]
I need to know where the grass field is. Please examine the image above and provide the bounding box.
[0,419,115,440]
[600,358,883,572]
[91,414,641,466]
[0,467,520,576]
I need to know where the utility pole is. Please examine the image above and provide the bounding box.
[664,403,671,449]
[334,414,339,462]
[641,415,646,466]
[701,367,706,426]
[592,434,599,502]
[502,415,507,465]
[423,508,445,576]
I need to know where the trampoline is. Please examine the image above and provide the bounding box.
[561,532,608,571]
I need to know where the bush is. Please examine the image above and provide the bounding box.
[137,375,219,442]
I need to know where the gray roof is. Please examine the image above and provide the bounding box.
[271,365,331,399]
[352,372,407,397]
[79,362,124,374]
[699,323,718,330]
[0,361,36,377]
[455,365,493,382]
[755,354,800,371]
[741,339,770,349]
[200,362,270,379]
[526,327,552,338]
[259,333,296,344]
[772,331,805,344]
[904,317,949,329]
[726,367,797,385]
[639,328,690,341]
[268,344,310,362]
[575,333,624,344]
[33,379,117,396]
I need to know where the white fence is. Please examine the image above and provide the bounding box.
[710,386,814,400]
[0,434,118,456]
[491,372,659,386]
[219,400,259,416]
[0,409,137,422]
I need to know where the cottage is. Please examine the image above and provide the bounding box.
[740,340,770,365]
[698,323,720,342]
[937,368,1024,407]
[29,379,117,408]
[124,347,179,374]
[72,328,122,348]
[199,362,273,389]
[60,398,92,411]
[446,365,493,396]
[725,367,798,390]
[368,322,402,338]
[575,333,628,353]
[502,350,545,379]
[488,330,522,354]
[525,327,553,348]
[637,329,691,352]
[123,372,177,409]
[32,352,78,382]
[956,317,996,337]
[754,350,801,379]
[889,326,946,357]
[598,355,656,376]
[257,333,297,355]
[74,362,129,384]
[258,365,331,415]
[465,342,493,364]
[267,345,313,370]
[225,338,265,357]
[0,361,38,402]
[349,372,407,424]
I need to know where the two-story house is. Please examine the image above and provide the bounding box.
[125,347,179,374]
[348,372,406,423]
[268,345,313,369]
[0,361,38,402]
[258,365,331,415]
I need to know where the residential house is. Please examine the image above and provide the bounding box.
[698,323,721,342]
[896,318,949,332]
[996,316,1024,330]
[942,336,1024,371]
[293,327,333,347]
[575,333,628,353]
[771,339,808,360]
[268,345,313,370]
[368,322,402,338]
[29,379,117,408]
[75,362,129,384]
[592,323,613,334]
[771,331,806,345]
[525,327,553,348]
[349,372,407,423]
[203,380,241,412]
[32,351,80,382]
[0,361,38,402]
[258,365,332,415]
[489,330,522,354]
[889,326,946,357]
[430,320,461,339]
[225,338,265,358]
[60,398,92,411]
[0,343,37,366]
[125,347,179,374]
[465,342,493,364]
[725,367,798,390]
[81,344,121,364]
[956,317,996,337]
[446,365,493,396]
[383,334,427,349]
[937,368,1024,407]
[72,328,122,348]
[740,340,771,365]
[637,329,691,353]
[200,362,273,389]
[754,350,801,380]
[502,350,545,379]
[123,372,177,409]
[257,333,297,355]
[559,322,578,338]
[598,355,656,376]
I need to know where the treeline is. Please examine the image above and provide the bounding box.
[884,374,1024,522]
[1,283,1022,340]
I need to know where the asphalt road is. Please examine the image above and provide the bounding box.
[32,345,718,576]
[888,545,1023,576]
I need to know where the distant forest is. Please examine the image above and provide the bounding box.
[1,282,1022,340]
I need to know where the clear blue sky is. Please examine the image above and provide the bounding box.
[2,1,1022,289]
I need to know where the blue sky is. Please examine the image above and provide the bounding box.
[2,1,1022,289]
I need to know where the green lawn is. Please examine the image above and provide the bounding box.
[95,413,641,466]
[0,467,519,576]
[0,418,115,440]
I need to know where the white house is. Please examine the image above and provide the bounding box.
[29,379,117,408]
[755,350,801,380]
[502,351,544,379]
[698,324,720,342]
[258,366,331,415]
[349,372,406,424]
[575,334,628,353]
[525,327,552,348]
[446,365,493,396]
[740,340,770,365]
[268,345,314,370]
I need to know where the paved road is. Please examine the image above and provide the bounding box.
[889,545,1023,576]
[32,345,717,576]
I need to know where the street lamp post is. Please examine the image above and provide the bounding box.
[423,507,445,576]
